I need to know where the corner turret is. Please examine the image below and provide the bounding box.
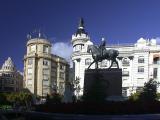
[71,18,92,53]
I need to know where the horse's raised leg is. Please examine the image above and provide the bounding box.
[87,60,95,69]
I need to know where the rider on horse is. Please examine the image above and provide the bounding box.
[99,38,106,58]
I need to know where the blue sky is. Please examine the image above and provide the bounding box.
[1,0,160,71]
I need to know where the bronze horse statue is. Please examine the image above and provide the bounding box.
[87,45,119,69]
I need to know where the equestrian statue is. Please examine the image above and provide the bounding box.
[87,38,119,69]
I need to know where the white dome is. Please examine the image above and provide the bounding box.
[137,38,147,44]
[1,57,15,72]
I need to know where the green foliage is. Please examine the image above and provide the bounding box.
[157,93,160,100]
[0,93,10,105]
[129,79,159,102]
[1,92,33,106]
[139,79,158,102]
[129,92,141,101]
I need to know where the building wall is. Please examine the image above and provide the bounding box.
[24,37,69,97]
[0,57,23,92]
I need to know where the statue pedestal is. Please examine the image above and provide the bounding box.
[84,68,122,100]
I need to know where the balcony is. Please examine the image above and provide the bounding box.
[122,71,129,76]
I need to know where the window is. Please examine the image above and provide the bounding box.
[123,79,128,81]
[43,59,49,66]
[153,68,158,78]
[43,68,49,75]
[138,56,144,63]
[85,58,91,65]
[43,74,49,79]
[59,82,64,94]
[60,65,64,70]
[122,87,128,97]
[136,87,143,93]
[153,57,159,64]
[10,79,14,84]
[60,72,64,79]
[42,87,49,96]
[51,71,56,77]
[138,66,144,73]
[74,44,83,52]
[27,68,32,75]
[43,45,49,53]
[28,58,33,65]
[30,45,36,52]
[59,82,64,89]
[27,79,32,85]
[122,58,130,66]
[43,79,49,86]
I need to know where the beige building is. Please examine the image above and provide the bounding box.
[24,33,69,97]
[0,57,23,92]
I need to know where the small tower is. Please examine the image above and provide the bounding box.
[71,18,93,97]
[71,18,92,53]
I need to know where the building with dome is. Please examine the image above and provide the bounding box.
[24,31,69,97]
[71,18,160,97]
[0,57,23,92]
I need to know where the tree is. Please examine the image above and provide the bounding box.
[6,93,17,104]
[129,92,141,101]
[0,93,9,105]
[139,79,158,102]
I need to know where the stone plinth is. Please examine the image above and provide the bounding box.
[84,68,122,98]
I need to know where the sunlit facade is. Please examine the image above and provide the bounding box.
[24,32,69,97]
[71,19,160,97]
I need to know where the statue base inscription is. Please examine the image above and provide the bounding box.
[84,68,122,100]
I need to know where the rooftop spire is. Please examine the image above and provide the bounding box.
[78,18,84,29]
[76,18,88,36]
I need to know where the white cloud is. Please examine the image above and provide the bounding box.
[52,42,73,66]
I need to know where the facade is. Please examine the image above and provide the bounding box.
[0,57,23,92]
[24,32,69,97]
[71,19,160,97]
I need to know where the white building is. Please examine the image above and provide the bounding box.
[0,57,23,92]
[71,18,160,97]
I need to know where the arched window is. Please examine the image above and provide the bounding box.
[122,58,130,66]
[85,58,91,65]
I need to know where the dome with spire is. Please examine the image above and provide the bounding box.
[75,18,88,36]
[1,57,15,72]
